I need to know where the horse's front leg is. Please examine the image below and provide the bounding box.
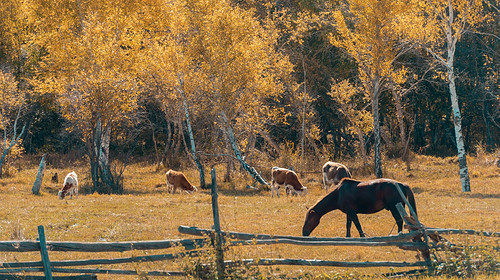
[347,212,366,237]
[345,215,352,237]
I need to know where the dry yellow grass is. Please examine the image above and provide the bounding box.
[0,154,498,279]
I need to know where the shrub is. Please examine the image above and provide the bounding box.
[430,242,500,278]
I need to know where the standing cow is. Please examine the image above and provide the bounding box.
[166,169,198,194]
[58,171,78,199]
[322,161,352,191]
[271,167,307,198]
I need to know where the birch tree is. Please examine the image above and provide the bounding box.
[190,0,293,185]
[331,0,415,177]
[417,0,489,192]
[141,0,207,188]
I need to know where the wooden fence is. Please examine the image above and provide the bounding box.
[1,168,499,279]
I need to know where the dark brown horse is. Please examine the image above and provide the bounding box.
[302,178,417,237]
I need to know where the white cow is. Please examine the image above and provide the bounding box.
[58,171,78,199]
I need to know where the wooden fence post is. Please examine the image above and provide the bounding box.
[395,203,432,266]
[32,153,47,195]
[38,225,53,280]
[210,168,225,279]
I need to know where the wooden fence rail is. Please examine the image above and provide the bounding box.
[0,238,206,252]
[0,250,202,269]
[224,258,428,268]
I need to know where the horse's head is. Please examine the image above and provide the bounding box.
[302,209,320,236]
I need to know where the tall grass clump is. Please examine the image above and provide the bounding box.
[429,239,500,278]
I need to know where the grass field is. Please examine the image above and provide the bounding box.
[0,153,499,279]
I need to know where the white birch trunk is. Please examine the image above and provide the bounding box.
[446,1,471,192]
[180,87,206,188]
[220,111,269,186]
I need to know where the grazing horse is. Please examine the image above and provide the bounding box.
[302,178,417,237]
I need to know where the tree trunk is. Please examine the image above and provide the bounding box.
[32,153,47,195]
[92,120,123,194]
[90,150,99,193]
[257,128,281,157]
[180,89,206,189]
[391,88,412,170]
[221,111,269,186]
[225,144,233,183]
[174,116,182,157]
[356,128,368,166]
[301,55,307,170]
[372,79,383,178]
[244,132,256,161]
[151,124,160,167]
[446,3,471,192]
[483,93,494,152]
[448,70,471,192]
[0,150,7,178]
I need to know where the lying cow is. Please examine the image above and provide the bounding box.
[271,167,307,198]
[58,171,78,199]
[166,169,198,194]
[322,161,352,191]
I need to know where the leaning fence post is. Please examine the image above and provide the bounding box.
[32,153,47,195]
[395,203,432,267]
[37,225,53,280]
[210,168,225,279]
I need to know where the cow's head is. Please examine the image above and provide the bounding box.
[58,190,65,199]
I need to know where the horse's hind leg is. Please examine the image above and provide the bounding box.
[389,207,404,233]
[347,212,366,237]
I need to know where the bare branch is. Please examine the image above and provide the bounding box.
[425,47,448,68]
[468,30,500,41]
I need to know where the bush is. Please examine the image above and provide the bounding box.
[430,243,500,278]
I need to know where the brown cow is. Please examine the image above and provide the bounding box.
[271,167,307,198]
[58,171,78,199]
[322,161,352,191]
[165,169,198,194]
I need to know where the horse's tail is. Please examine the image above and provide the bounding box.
[404,185,418,218]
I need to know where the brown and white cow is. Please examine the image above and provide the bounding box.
[322,161,352,191]
[166,169,198,194]
[58,171,78,199]
[271,167,307,198]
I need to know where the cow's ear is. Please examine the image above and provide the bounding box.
[305,206,309,210]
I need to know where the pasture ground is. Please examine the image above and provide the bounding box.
[0,153,499,279]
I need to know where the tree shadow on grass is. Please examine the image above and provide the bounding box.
[217,188,267,197]
[461,192,500,199]
[433,189,500,199]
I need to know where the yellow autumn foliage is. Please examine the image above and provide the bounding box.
[0,71,22,131]
[33,0,143,139]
